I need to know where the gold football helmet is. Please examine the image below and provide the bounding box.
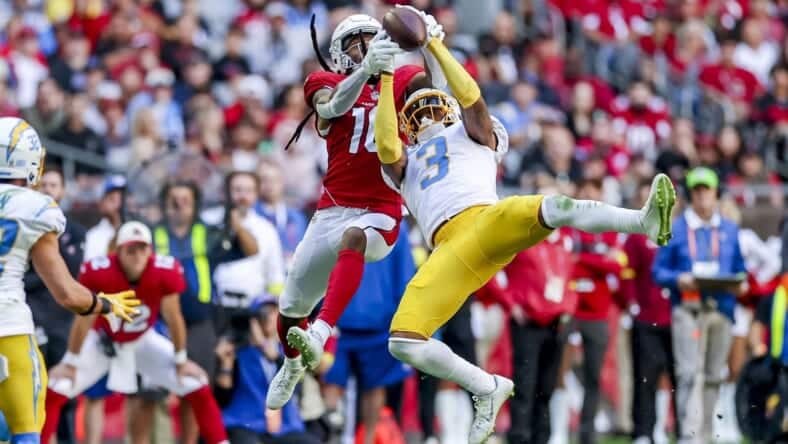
[399,88,461,144]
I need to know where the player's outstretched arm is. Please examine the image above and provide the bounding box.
[375,72,407,186]
[31,232,140,320]
[313,32,402,120]
[424,38,495,149]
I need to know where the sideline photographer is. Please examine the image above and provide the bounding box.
[153,179,258,443]
[214,297,320,444]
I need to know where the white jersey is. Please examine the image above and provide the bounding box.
[397,117,509,248]
[0,184,66,337]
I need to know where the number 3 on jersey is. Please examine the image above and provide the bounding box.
[417,137,449,189]
[350,107,377,154]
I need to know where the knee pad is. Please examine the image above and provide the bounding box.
[388,337,429,366]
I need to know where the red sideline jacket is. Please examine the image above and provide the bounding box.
[502,229,577,326]
[569,229,627,321]
[620,233,671,326]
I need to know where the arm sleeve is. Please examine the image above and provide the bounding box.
[374,73,403,164]
[314,68,371,119]
[425,39,481,108]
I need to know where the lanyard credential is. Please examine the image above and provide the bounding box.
[687,226,719,262]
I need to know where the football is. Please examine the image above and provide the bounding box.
[382,7,427,51]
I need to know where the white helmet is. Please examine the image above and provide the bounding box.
[0,117,46,186]
[329,14,382,74]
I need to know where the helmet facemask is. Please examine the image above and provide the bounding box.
[328,15,382,74]
[399,89,461,144]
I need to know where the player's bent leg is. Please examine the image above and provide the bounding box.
[296,212,398,370]
[539,173,676,245]
[0,335,47,442]
[387,241,512,444]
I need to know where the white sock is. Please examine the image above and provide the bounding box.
[388,337,496,395]
[310,319,332,345]
[654,389,669,440]
[436,390,460,443]
[284,356,304,369]
[541,195,644,234]
[549,388,570,444]
[454,390,473,439]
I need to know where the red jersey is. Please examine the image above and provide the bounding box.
[569,230,627,321]
[504,229,577,326]
[699,63,762,104]
[79,254,187,343]
[610,96,671,159]
[303,65,424,219]
[620,233,670,326]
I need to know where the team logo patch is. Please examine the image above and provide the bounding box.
[7,120,30,162]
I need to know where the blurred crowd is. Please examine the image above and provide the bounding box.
[5,0,788,443]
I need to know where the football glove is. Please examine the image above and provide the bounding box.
[362,32,402,76]
[99,290,141,323]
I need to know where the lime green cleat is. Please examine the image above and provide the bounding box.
[642,173,676,247]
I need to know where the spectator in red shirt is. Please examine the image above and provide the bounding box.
[699,36,763,120]
[568,178,627,444]
[580,0,649,88]
[504,223,576,444]
[621,180,675,444]
[611,80,671,161]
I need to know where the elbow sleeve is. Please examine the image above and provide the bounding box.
[374,74,403,164]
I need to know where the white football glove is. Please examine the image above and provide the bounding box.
[361,31,402,76]
[395,4,445,46]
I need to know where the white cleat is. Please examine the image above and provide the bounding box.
[287,326,324,371]
[469,375,514,444]
[265,357,306,409]
[641,173,676,247]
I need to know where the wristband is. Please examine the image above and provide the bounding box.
[79,293,98,316]
[174,350,188,365]
[62,351,80,367]
[99,297,112,315]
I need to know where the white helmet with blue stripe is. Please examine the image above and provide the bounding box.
[0,117,46,186]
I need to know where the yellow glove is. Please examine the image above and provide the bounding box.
[98,290,141,323]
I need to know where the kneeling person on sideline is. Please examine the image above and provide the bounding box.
[43,221,228,444]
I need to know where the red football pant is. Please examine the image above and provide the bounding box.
[43,387,227,444]
[317,249,365,327]
[183,385,228,444]
[42,389,68,444]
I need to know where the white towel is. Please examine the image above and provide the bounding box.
[107,341,138,394]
